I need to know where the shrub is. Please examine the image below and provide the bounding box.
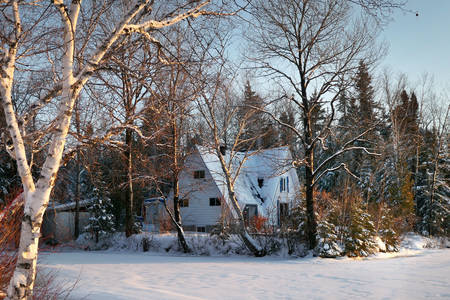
[0,191,23,296]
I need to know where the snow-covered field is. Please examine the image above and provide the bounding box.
[39,242,449,300]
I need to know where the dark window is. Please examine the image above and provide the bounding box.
[258,178,264,188]
[193,170,205,179]
[209,197,221,206]
[243,204,258,226]
[279,203,289,226]
[280,177,289,192]
[197,226,206,232]
[180,199,189,207]
[280,203,289,217]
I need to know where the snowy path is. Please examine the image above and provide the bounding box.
[39,249,449,300]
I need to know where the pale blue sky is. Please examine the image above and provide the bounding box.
[381,0,450,87]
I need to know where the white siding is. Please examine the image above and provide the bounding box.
[179,152,223,227]
[178,148,302,228]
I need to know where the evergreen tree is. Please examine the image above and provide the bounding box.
[418,126,450,236]
[353,62,381,201]
[85,188,116,243]
[377,203,400,252]
[344,202,378,257]
[355,61,376,127]
[315,220,343,258]
[237,80,271,150]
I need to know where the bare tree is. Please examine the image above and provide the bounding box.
[196,60,267,256]
[1,1,225,298]
[245,0,391,248]
[145,25,205,253]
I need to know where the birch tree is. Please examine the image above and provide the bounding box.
[1,1,224,298]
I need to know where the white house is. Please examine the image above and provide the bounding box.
[177,146,300,232]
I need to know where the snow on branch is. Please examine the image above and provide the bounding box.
[313,163,359,187]
[313,123,381,179]
[125,1,231,32]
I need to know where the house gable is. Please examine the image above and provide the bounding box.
[177,146,301,229]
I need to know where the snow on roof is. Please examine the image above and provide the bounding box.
[47,199,93,212]
[196,145,294,214]
[143,197,164,205]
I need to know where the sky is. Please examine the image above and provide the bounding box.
[381,0,450,89]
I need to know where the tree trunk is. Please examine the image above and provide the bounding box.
[125,128,134,237]
[229,189,265,257]
[173,195,191,253]
[171,121,191,253]
[304,150,318,249]
[74,102,81,239]
[301,72,318,249]
[6,192,46,299]
[216,150,265,257]
[74,159,80,239]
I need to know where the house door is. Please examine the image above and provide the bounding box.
[243,204,258,226]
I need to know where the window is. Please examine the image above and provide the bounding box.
[193,170,205,179]
[197,226,206,233]
[280,177,290,192]
[209,197,221,206]
[179,199,189,207]
[243,204,258,226]
[279,203,289,226]
[257,178,264,188]
[280,203,289,217]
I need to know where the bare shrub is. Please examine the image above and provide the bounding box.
[0,190,23,296]
[32,268,80,300]
[1,191,80,299]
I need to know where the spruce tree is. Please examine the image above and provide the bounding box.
[345,201,378,257]
[355,61,376,127]
[418,127,450,236]
[85,188,116,243]
[377,203,400,252]
[315,220,343,257]
[237,80,270,150]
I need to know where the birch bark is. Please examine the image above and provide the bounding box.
[1,1,219,297]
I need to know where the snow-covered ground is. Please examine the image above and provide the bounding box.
[39,237,449,300]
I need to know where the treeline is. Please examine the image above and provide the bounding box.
[0,0,447,286]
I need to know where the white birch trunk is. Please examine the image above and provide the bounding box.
[6,1,82,298]
[1,1,215,297]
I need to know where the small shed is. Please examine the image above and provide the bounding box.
[41,199,92,243]
[142,197,167,232]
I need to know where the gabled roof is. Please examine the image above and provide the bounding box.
[196,146,295,213]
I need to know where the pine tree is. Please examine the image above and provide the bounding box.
[345,202,378,257]
[279,108,296,149]
[237,80,269,150]
[85,188,116,243]
[355,61,376,127]
[418,126,450,236]
[377,203,400,252]
[315,220,343,257]
[353,62,381,201]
